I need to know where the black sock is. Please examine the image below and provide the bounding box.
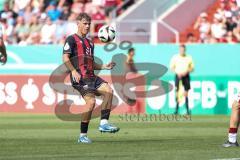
[81,122,89,134]
[101,109,111,120]
[175,102,179,114]
[185,97,189,114]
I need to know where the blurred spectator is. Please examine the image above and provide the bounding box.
[225,31,238,43]
[65,13,78,35]
[211,14,226,41]
[92,5,106,37]
[0,2,18,26]
[104,0,117,17]
[27,15,42,44]
[229,0,240,17]
[225,12,237,33]
[31,0,41,14]
[85,1,99,16]
[46,1,61,21]
[40,17,56,44]
[59,5,70,20]
[55,19,67,44]
[0,18,14,44]
[194,12,211,42]
[14,16,29,43]
[203,33,218,43]
[71,0,85,14]
[22,6,34,24]
[92,0,105,6]
[13,0,31,15]
[233,24,240,41]
[186,33,197,43]
[216,0,229,17]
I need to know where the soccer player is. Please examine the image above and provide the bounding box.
[124,47,138,107]
[62,13,119,143]
[0,22,7,65]
[222,94,240,147]
[170,44,194,115]
[125,47,137,73]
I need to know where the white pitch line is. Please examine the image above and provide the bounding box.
[212,158,240,160]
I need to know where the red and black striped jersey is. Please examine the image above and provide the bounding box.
[63,34,95,78]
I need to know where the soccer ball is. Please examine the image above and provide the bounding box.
[98,25,115,43]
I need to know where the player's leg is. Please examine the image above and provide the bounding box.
[184,91,190,115]
[223,100,240,147]
[183,74,191,115]
[174,75,180,114]
[78,93,96,143]
[96,81,120,133]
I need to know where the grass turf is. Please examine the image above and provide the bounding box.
[0,113,240,160]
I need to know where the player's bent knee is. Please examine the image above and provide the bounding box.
[108,87,113,95]
[105,84,113,93]
[102,84,113,94]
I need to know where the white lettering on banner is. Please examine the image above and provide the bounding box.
[123,82,136,99]
[41,82,121,107]
[21,79,39,109]
[0,82,18,105]
[57,92,65,105]
[5,82,17,105]
[228,81,240,108]
[148,81,218,110]
[147,80,166,110]
[188,81,201,109]
[0,82,5,104]
[42,83,56,105]
[168,81,176,108]
[202,81,217,109]
[111,83,123,106]
[0,79,239,111]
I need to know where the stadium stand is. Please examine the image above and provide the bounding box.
[180,0,240,43]
[0,0,239,44]
[0,0,134,45]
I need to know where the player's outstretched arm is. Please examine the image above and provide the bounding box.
[94,61,116,70]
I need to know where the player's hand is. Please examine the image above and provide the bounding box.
[104,61,116,70]
[0,54,6,65]
[71,70,81,83]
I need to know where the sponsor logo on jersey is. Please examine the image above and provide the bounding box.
[64,43,70,50]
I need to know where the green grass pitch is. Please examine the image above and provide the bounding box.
[1,114,240,160]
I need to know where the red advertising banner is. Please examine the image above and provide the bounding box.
[0,75,145,114]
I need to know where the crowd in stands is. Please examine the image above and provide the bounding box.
[1,0,239,45]
[193,0,240,43]
[0,0,134,45]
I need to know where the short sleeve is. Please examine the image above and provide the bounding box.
[170,55,176,71]
[63,36,75,55]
